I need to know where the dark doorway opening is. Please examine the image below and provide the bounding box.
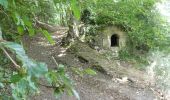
[111,34,119,47]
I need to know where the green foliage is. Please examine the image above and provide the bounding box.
[0,42,47,99]
[41,29,55,44]
[70,0,81,20]
[119,48,131,60]
[82,0,169,54]
[46,64,80,99]
[1,42,48,77]
[0,41,78,99]
[0,0,8,9]
[0,0,56,44]
[119,47,149,70]
[1,0,169,99]
[84,68,97,75]
[0,0,82,99]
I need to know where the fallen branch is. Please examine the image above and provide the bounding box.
[52,56,59,67]
[38,82,56,88]
[35,19,69,32]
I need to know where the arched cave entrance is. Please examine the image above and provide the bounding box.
[111,34,119,47]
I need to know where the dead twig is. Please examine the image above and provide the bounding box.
[0,8,9,17]
[0,29,20,69]
[1,47,20,70]
[52,56,59,67]
[38,82,56,88]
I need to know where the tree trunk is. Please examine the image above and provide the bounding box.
[35,19,68,32]
[61,13,80,45]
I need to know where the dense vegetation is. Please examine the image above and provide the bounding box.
[0,0,169,99]
[0,0,82,99]
[81,0,169,53]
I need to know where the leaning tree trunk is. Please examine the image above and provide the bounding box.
[35,19,68,33]
[61,13,80,46]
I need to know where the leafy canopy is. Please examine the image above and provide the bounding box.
[82,0,169,53]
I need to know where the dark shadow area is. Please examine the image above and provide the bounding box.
[111,34,119,47]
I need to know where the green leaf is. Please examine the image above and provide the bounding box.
[46,70,58,84]
[41,30,55,44]
[0,82,4,88]
[28,62,48,78]
[54,88,63,99]
[71,67,84,77]
[27,76,37,90]
[0,0,8,9]
[14,13,21,25]
[10,74,23,83]
[58,64,65,73]
[0,42,48,77]
[28,28,35,36]
[17,26,24,35]
[23,17,32,28]
[11,76,38,99]
[61,74,72,87]
[70,0,81,20]
[84,68,97,75]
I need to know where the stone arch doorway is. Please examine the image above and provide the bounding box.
[111,34,119,47]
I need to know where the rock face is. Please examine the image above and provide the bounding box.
[68,42,158,99]
[70,42,145,80]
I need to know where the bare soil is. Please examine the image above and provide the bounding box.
[22,33,161,100]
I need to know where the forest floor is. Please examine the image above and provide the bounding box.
[22,32,164,100]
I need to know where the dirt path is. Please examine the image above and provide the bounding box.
[23,33,160,100]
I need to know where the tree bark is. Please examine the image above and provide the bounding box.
[61,13,80,45]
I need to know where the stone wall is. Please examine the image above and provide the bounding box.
[100,26,127,50]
